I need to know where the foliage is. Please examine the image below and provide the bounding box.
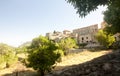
[66,0,120,34]
[104,3,120,34]
[0,55,6,69]
[0,43,18,69]
[58,37,77,55]
[27,36,62,76]
[66,0,112,17]
[111,41,120,49]
[15,47,26,54]
[16,42,31,54]
[103,25,113,34]
[95,30,115,48]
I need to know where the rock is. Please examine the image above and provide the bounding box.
[91,66,97,72]
[89,71,100,76]
[85,69,91,74]
[103,63,112,71]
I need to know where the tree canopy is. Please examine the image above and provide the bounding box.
[58,38,77,55]
[66,0,112,17]
[66,0,119,17]
[104,2,120,34]
[66,0,120,33]
[95,30,115,48]
[27,36,62,76]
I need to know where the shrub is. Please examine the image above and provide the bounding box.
[111,41,120,49]
[27,36,62,76]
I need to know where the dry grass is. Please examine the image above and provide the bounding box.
[0,61,35,76]
[55,49,112,70]
[0,49,112,76]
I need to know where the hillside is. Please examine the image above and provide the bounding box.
[0,49,118,76]
[51,49,120,76]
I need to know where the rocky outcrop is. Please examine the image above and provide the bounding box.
[51,49,120,76]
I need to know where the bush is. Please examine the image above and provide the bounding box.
[6,55,18,67]
[111,41,120,49]
[0,43,18,69]
[0,55,6,69]
[27,36,62,76]
[58,38,77,55]
[95,30,115,48]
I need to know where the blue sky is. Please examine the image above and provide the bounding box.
[0,0,106,47]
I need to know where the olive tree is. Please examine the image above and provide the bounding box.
[27,36,62,76]
[58,37,77,55]
[95,30,115,48]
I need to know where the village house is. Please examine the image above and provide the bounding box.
[46,30,72,42]
[73,24,98,44]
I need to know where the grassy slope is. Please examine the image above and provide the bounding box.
[0,49,111,76]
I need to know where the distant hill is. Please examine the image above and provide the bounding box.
[18,41,31,48]
[0,43,15,52]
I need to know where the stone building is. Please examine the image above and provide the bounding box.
[46,31,62,42]
[46,30,71,42]
[73,24,98,44]
[63,30,71,35]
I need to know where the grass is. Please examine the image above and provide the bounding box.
[54,49,112,70]
[0,49,112,76]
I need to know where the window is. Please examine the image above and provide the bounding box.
[86,37,88,39]
[82,37,84,40]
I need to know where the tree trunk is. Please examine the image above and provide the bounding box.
[39,70,45,76]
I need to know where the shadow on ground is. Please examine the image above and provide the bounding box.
[49,49,120,76]
[3,49,120,76]
[2,70,38,76]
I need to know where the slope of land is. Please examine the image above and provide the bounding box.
[54,49,111,71]
[0,49,112,76]
[51,49,120,76]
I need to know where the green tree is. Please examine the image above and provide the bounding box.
[58,38,77,55]
[27,36,62,76]
[0,43,17,69]
[95,30,115,48]
[103,3,120,34]
[66,0,120,33]
[66,0,119,17]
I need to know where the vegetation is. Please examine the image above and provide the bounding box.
[66,0,119,17]
[58,38,77,55]
[16,42,31,54]
[66,0,120,34]
[95,30,115,48]
[0,43,18,69]
[66,0,111,17]
[104,4,120,34]
[27,36,62,76]
[111,41,120,49]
